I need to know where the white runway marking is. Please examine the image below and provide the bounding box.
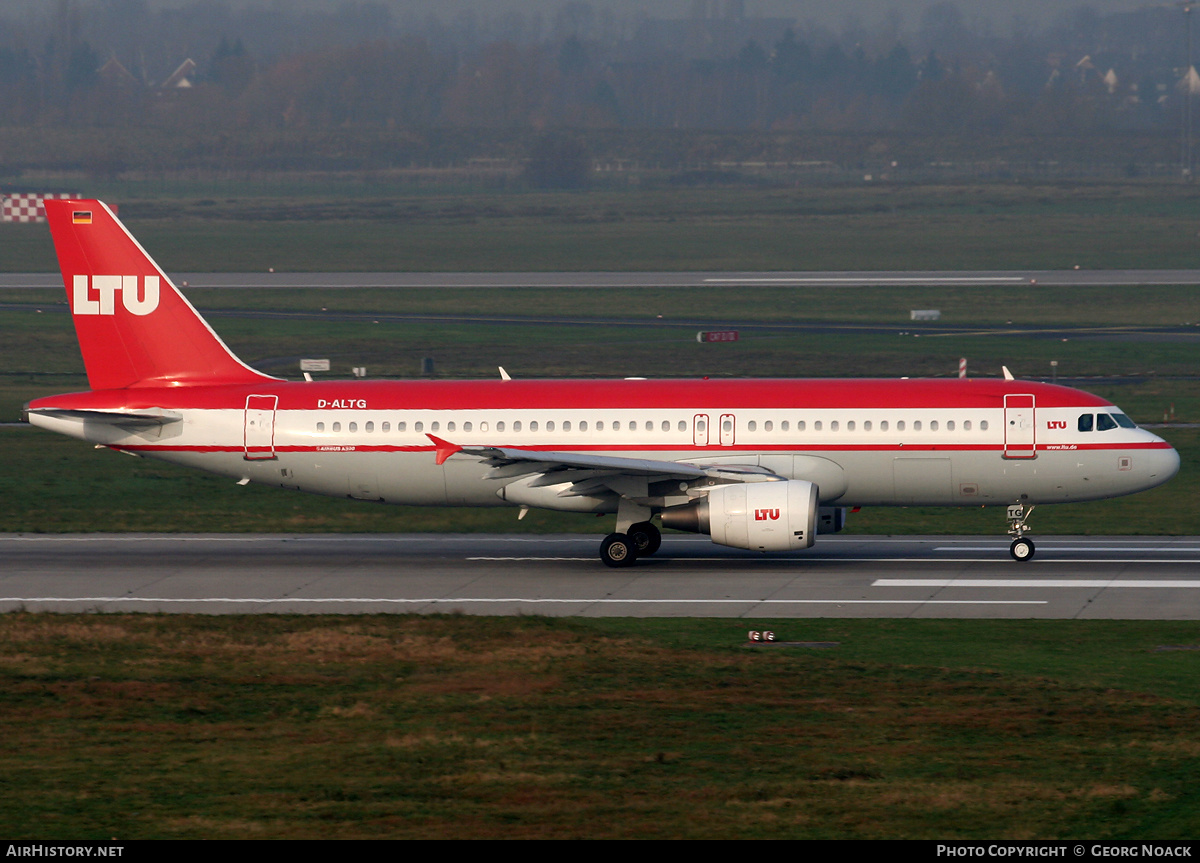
[0,596,1046,606]
[935,546,1200,553]
[703,277,1027,284]
[469,556,1200,564]
[875,579,1200,588]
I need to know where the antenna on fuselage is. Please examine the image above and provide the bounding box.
[1002,366,1015,381]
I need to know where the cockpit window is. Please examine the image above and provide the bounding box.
[1112,413,1136,429]
[1078,414,1093,432]
[1096,413,1118,431]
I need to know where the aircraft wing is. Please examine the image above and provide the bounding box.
[427,434,782,492]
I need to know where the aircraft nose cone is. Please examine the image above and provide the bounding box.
[1150,445,1182,485]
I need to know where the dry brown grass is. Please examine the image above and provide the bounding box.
[2,614,1200,838]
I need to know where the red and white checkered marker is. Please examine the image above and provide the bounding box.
[2,193,79,223]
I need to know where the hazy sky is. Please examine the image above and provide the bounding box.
[8,1,1169,32]
[351,1,1174,31]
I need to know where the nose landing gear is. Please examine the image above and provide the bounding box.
[1007,503,1036,562]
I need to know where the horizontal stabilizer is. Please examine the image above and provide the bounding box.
[25,406,182,427]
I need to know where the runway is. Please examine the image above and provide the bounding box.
[3,533,1200,619]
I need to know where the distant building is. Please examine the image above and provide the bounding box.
[162,59,197,90]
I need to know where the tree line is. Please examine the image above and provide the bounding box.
[0,2,1195,177]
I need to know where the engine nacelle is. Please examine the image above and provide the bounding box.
[662,480,818,552]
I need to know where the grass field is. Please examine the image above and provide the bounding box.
[4,614,1200,839]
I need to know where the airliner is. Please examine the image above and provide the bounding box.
[24,200,1180,565]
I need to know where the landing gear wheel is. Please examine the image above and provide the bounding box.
[1010,537,1036,562]
[627,522,662,556]
[600,533,638,568]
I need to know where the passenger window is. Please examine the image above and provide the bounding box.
[447,421,456,432]
[547,421,555,432]
[661,420,670,432]
[963,420,970,431]
[897,421,905,431]
[596,421,604,431]
[464,422,473,432]
[382,422,390,432]
[815,421,823,431]
[831,421,839,432]
[847,421,855,431]
[333,422,341,432]
[946,420,954,431]
[530,421,539,432]
[748,420,757,432]
[646,421,654,432]
[864,420,872,431]
[880,420,888,432]
[580,421,587,432]
[397,421,406,432]
[513,421,522,432]
[677,420,686,432]
[764,420,773,432]
[930,420,938,431]
[365,421,374,433]
[431,421,440,432]
[349,422,358,432]
[980,420,989,431]
[563,421,571,432]
[317,422,325,432]
[795,421,803,431]
[414,421,423,432]
[1078,414,1094,432]
[781,421,789,431]
[693,421,702,433]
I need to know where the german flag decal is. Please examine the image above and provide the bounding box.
[72,211,92,224]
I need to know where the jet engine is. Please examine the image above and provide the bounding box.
[661,480,818,551]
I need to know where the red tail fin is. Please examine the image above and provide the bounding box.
[44,199,276,390]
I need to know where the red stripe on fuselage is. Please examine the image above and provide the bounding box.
[27,377,1116,413]
[109,441,1175,455]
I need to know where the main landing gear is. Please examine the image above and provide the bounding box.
[600,521,661,567]
[1007,503,1036,562]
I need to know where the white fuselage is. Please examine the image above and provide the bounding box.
[28,380,1180,513]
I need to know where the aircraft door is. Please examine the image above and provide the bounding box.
[693,414,709,447]
[244,394,278,460]
[1003,394,1036,459]
[720,413,736,446]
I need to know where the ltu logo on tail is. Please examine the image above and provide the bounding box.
[72,275,160,316]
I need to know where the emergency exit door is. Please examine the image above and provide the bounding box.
[1003,394,1036,459]
[244,394,278,460]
